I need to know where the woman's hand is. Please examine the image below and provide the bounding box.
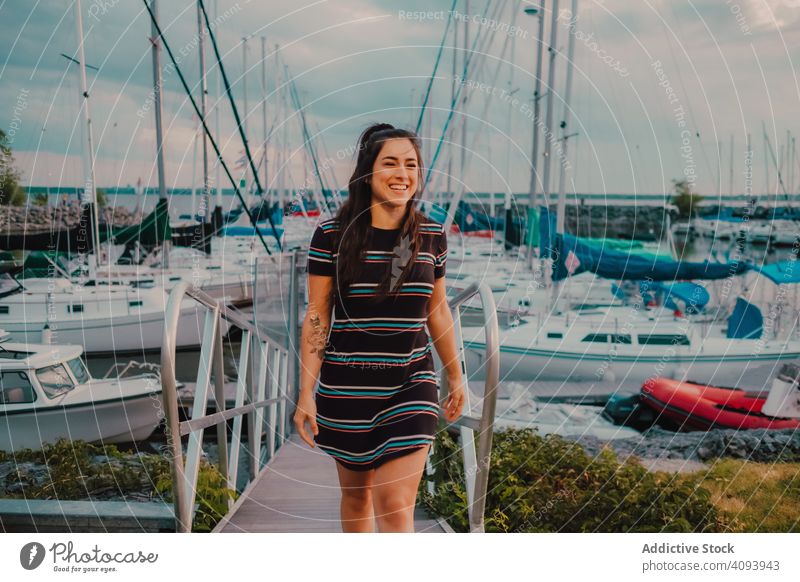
[442,375,465,422]
[293,392,318,448]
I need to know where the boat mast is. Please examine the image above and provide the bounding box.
[729,134,734,197]
[74,0,101,273]
[542,0,560,232]
[190,120,199,217]
[503,19,517,235]
[555,0,578,236]
[525,1,546,266]
[447,19,457,210]
[763,128,770,197]
[549,0,578,308]
[746,132,752,205]
[149,0,170,268]
[260,36,270,209]
[282,63,291,214]
[197,0,210,224]
[717,139,722,201]
[788,130,793,200]
[460,0,469,195]
[213,0,223,225]
[241,36,250,204]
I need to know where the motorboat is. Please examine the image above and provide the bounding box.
[0,330,163,452]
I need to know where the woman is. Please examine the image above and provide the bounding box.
[293,123,465,533]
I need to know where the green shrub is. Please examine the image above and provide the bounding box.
[420,427,729,533]
[0,129,25,206]
[96,188,107,208]
[1,438,237,532]
[671,179,703,219]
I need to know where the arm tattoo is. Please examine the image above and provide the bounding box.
[307,310,329,357]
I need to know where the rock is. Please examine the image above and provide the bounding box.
[566,427,800,465]
[0,201,139,234]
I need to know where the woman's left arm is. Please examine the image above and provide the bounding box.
[427,276,465,421]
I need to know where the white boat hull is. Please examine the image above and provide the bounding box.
[462,326,800,391]
[0,380,163,452]
[2,306,209,355]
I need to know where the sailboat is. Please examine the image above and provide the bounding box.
[0,271,209,356]
[461,298,800,389]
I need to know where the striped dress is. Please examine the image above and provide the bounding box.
[306,217,448,471]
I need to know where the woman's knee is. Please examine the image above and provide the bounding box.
[373,490,414,517]
[341,485,372,507]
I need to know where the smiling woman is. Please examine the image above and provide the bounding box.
[293,123,464,533]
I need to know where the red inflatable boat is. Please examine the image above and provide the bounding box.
[640,377,800,431]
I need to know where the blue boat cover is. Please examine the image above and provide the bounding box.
[539,207,749,282]
[757,260,800,284]
[455,201,502,232]
[726,297,763,339]
[639,280,711,313]
[418,200,449,225]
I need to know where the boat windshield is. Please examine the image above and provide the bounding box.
[35,364,75,398]
[0,371,37,404]
[67,357,91,384]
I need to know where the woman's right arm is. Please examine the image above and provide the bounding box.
[293,273,333,447]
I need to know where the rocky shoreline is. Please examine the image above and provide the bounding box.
[569,427,800,467]
[0,202,140,232]
[561,204,674,241]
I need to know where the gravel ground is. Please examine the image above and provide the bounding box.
[568,427,800,465]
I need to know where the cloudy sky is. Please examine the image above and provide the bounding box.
[2,0,800,202]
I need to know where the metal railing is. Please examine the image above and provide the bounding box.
[160,271,297,532]
[427,281,500,533]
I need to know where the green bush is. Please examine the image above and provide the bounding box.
[420,427,729,533]
[671,179,703,219]
[1,438,237,533]
[0,129,25,206]
[96,187,107,208]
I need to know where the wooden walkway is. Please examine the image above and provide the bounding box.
[214,433,452,533]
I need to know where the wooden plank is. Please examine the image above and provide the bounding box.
[216,433,447,533]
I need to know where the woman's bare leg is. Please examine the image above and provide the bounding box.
[335,461,375,532]
[371,445,430,533]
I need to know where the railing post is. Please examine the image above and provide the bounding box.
[183,307,220,523]
[248,258,261,474]
[469,285,500,533]
[161,281,191,533]
[212,314,229,499]
[429,282,500,534]
[275,347,286,446]
[227,329,251,497]
[250,338,266,478]
[288,250,299,405]
[279,350,290,443]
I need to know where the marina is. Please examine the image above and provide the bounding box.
[2,0,800,537]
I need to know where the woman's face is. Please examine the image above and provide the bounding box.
[369,138,419,209]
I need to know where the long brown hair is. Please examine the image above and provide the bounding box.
[332,123,426,300]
